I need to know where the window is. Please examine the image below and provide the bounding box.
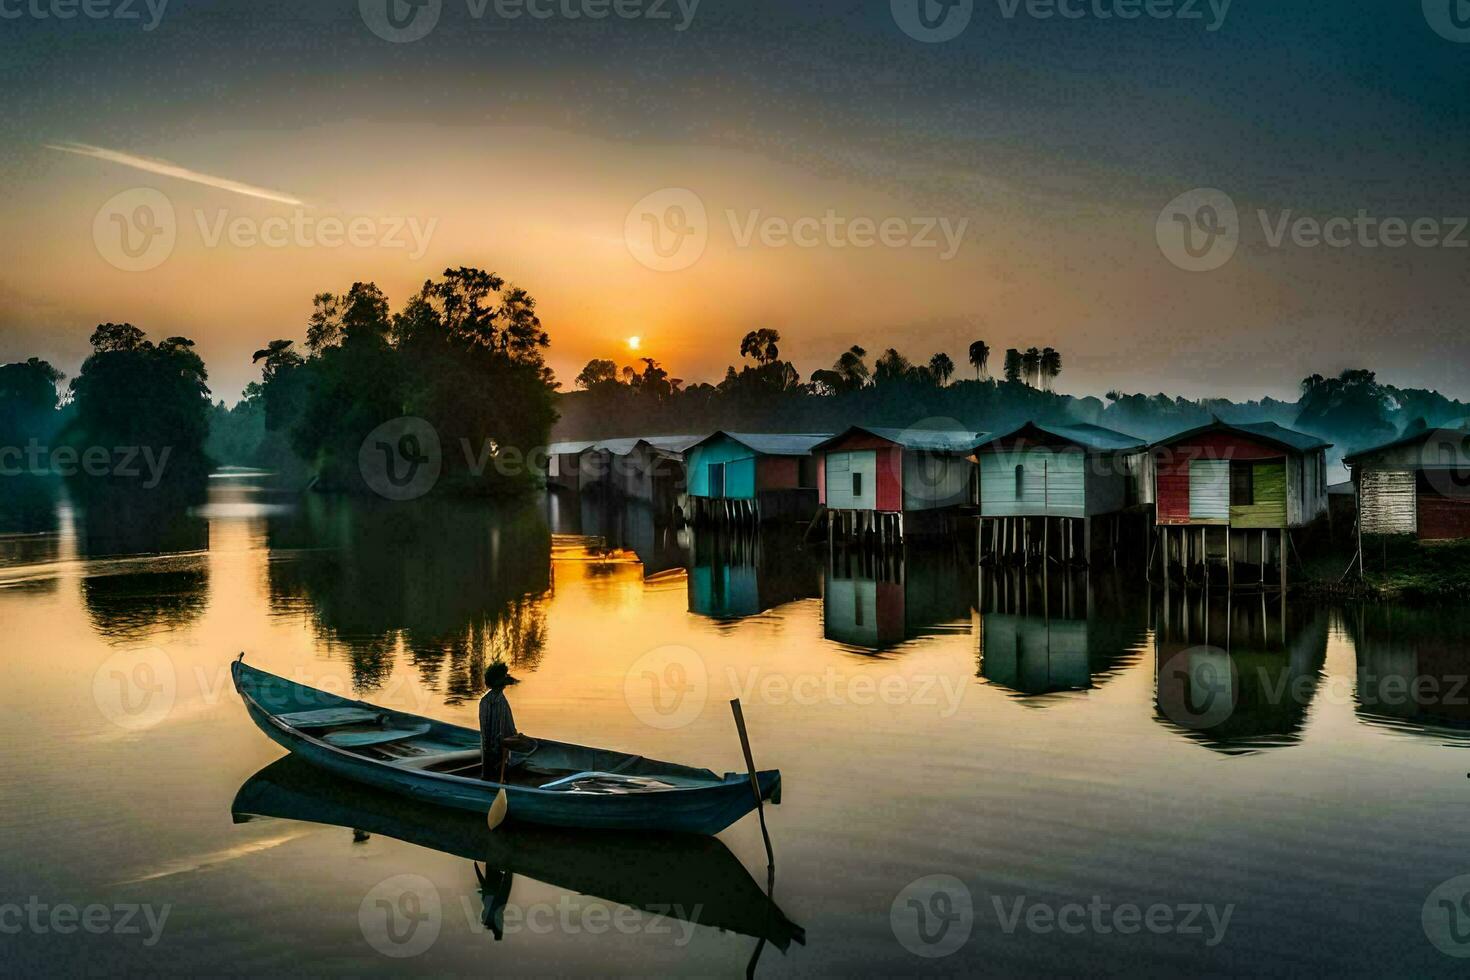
[852,472,863,497]
[1014,464,1025,498]
[1230,463,1254,506]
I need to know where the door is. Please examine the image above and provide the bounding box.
[708,461,726,499]
[1188,459,1230,523]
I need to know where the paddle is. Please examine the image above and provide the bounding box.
[729,698,774,872]
[486,747,509,830]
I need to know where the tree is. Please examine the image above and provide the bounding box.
[574,359,620,390]
[874,348,913,386]
[0,357,65,447]
[251,339,303,382]
[1040,348,1062,391]
[1022,347,1042,388]
[833,345,870,391]
[968,341,990,381]
[929,352,955,387]
[1003,348,1023,384]
[739,328,781,366]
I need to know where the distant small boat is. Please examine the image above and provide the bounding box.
[232,659,781,835]
[232,757,805,950]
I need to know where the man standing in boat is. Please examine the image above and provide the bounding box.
[480,662,533,782]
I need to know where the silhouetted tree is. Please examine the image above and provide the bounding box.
[739,328,781,366]
[968,341,990,381]
[1003,348,1023,384]
[929,352,955,386]
[575,359,619,390]
[0,357,65,447]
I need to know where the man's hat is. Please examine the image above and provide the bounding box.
[484,661,519,688]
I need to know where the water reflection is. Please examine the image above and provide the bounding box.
[72,483,211,641]
[823,544,974,653]
[548,491,684,578]
[1153,589,1329,755]
[266,494,551,699]
[977,569,1148,699]
[685,528,822,621]
[1346,606,1470,743]
[0,476,63,593]
[232,757,805,950]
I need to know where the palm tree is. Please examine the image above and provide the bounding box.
[1040,348,1062,391]
[1003,348,1023,384]
[929,352,955,386]
[968,340,990,381]
[874,348,912,386]
[1022,347,1042,388]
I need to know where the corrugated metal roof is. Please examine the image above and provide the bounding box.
[687,431,833,456]
[815,426,985,454]
[975,421,1145,453]
[581,435,702,456]
[1343,421,1470,465]
[1150,418,1330,454]
[547,441,596,455]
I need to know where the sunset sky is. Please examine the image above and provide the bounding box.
[3,0,1467,403]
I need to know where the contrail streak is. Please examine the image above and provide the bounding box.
[45,140,308,206]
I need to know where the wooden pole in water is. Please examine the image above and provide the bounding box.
[730,699,774,872]
[1279,527,1287,593]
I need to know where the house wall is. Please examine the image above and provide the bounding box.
[687,437,757,499]
[902,450,972,512]
[1164,434,1317,528]
[978,449,1086,518]
[1418,472,1470,540]
[1359,469,1417,534]
[822,445,902,511]
[757,455,801,491]
[1231,461,1288,529]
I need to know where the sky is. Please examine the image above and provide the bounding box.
[1,0,1468,403]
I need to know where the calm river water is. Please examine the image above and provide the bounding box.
[2,473,1469,975]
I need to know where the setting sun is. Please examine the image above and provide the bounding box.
[626,336,641,351]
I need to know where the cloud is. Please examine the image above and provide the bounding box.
[44,141,308,207]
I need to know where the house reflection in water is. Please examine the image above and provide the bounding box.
[1153,589,1328,755]
[823,544,973,652]
[547,490,685,579]
[685,528,822,621]
[1345,606,1470,743]
[977,569,1148,698]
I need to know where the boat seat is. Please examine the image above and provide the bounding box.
[278,707,382,729]
[322,724,430,748]
[395,748,483,771]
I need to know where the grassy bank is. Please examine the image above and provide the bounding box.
[1298,537,1470,602]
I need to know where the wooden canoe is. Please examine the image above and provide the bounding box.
[232,757,804,950]
[232,658,781,835]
